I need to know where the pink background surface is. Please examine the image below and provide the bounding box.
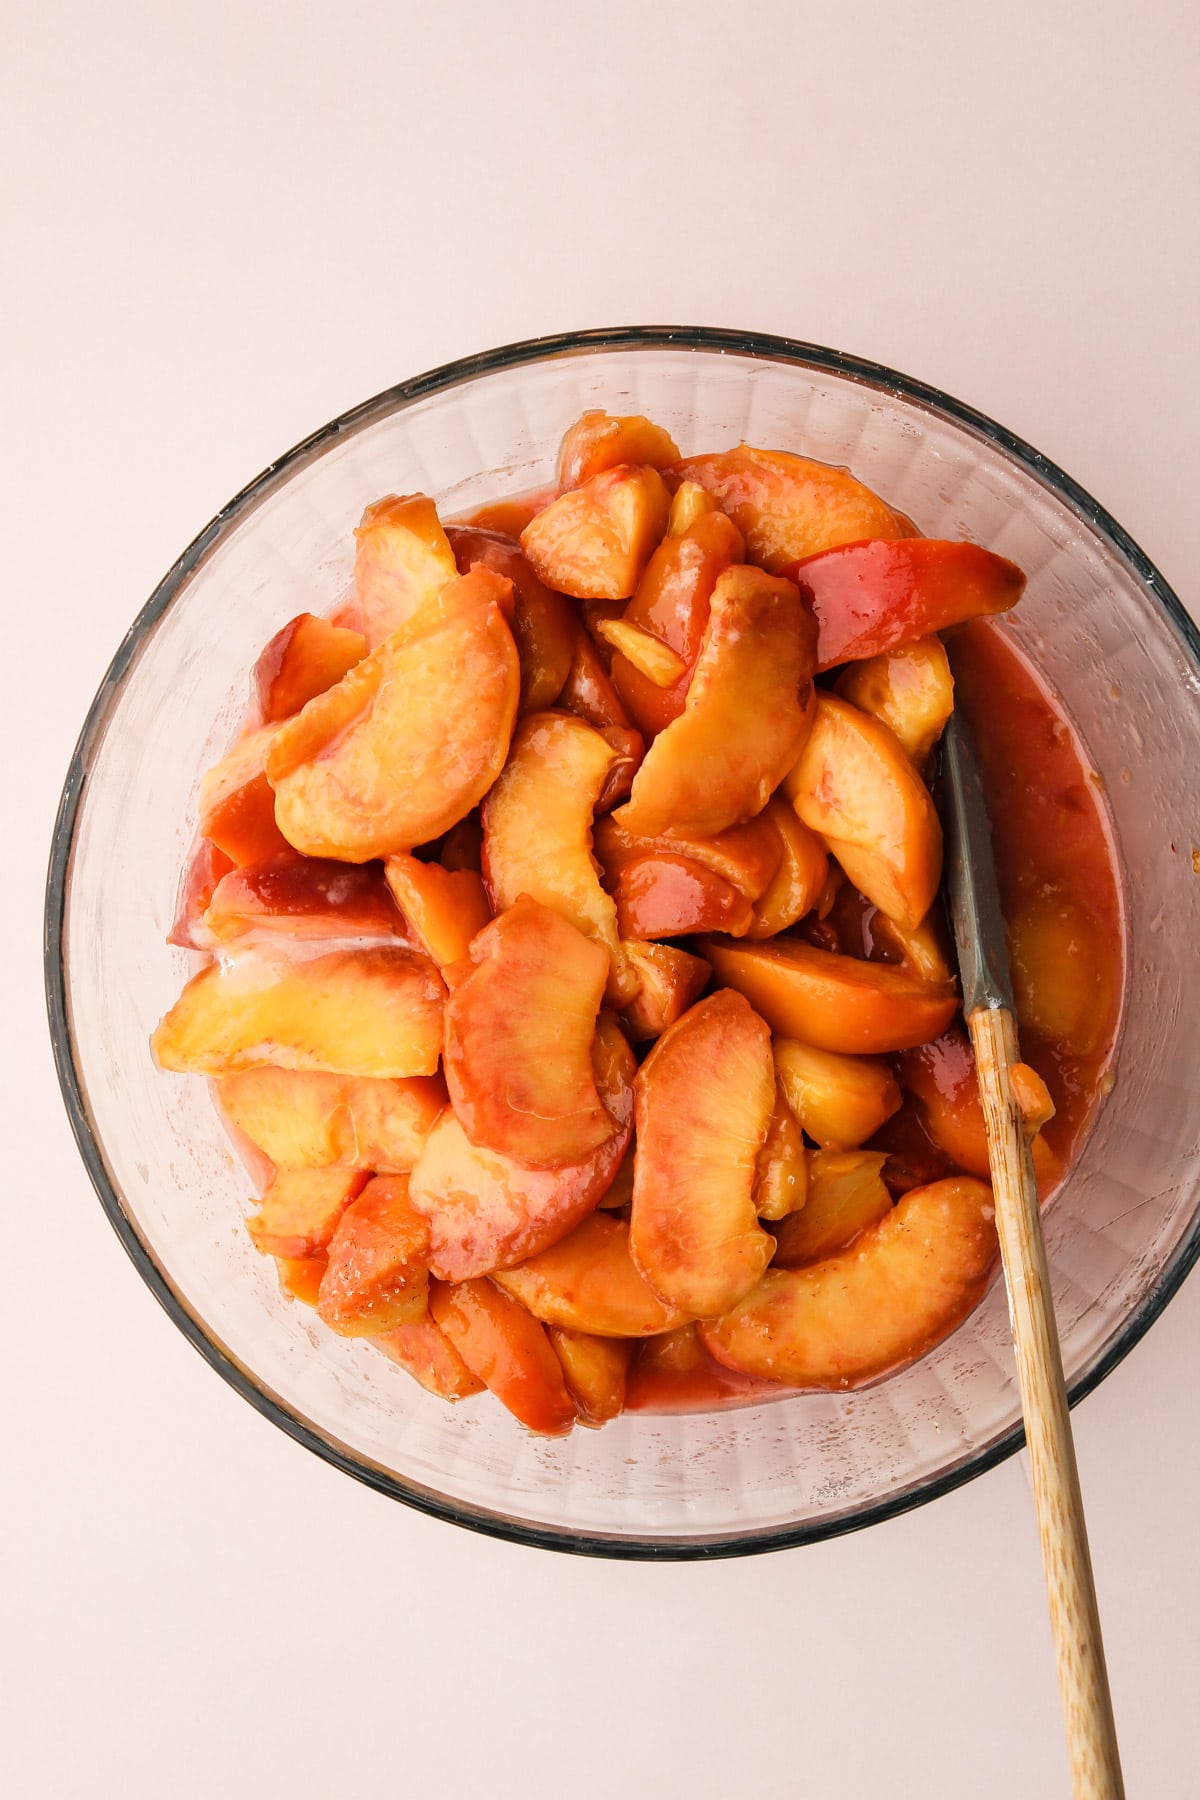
[3,4,1198,1795]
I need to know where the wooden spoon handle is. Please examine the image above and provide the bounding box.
[968,1004,1125,1800]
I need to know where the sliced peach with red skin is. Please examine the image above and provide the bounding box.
[255,613,367,723]
[521,465,670,601]
[753,1083,809,1222]
[594,809,783,902]
[667,446,904,571]
[447,526,574,712]
[784,693,942,929]
[557,411,681,490]
[384,852,491,969]
[619,940,710,1042]
[247,1168,369,1259]
[429,1278,577,1435]
[702,1176,999,1388]
[494,1213,690,1337]
[783,538,1025,670]
[547,1328,630,1425]
[152,945,446,1078]
[410,1013,634,1280]
[168,839,235,948]
[317,1175,431,1336]
[770,1150,893,1267]
[615,565,817,839]
[834,634,954,766]
[556,624,644,810]
[612,854,753,939]
[631,990,776,1318]
[217,1066,445,1171]
[267,567,519,861]
[204,851,409,943]
[773,1037,901,1149]
[745,799,829,940]
[199,725,291,866]
[897,1025,1060,1188]
[699,935,958,1054]
[276,1254,327,1308]
[609,511,744,739]
[375,1315,486,1400]
[481,711,632,1001]
[355,493,458,647]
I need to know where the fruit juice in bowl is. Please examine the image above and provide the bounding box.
[49,331,1200,1555]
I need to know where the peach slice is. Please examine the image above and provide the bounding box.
[204,851,409,943]
[612,854,754,940]
[630,990,776,1318]
[785,538,1025,670]
[494,1213,690,1336]
[355,493,458,647]
[168,839,235,948]
[276,1254,327,1307]
[667,446,904,571]
[667,481,718,535]
[610,510,744,739]
[699,936,958,1054]
[521,465,670,601]
[753,1083,809,1221]
[247,1168,369,1259]
[383,852,491,969]
[614,565,817,839]
[1008,889,1116,1058]
[198,725,291,867]
[744,799,829,939]
[871,911,954,984]
[317,1175,431,1336]
[447,525,574,712]
[152,946,446,1077]
[411,1013,635,1281]
[556,623,645,810]
[480,712,630,1000]
[834,634,954,767]
[770,1150,892,1267]
[897,1027,1060,1188]
[773,1037,901,1149]
[594,809,783,902]
[217,1067,446,1171]
[267,567,520,861]
[596,616,686,687]
[547,1328,630,1425]
[557,410,681,490]
[254,613,368,723]
[375,1315,486,1400]
[618,940,710,1042]
[702,1176,999,1388]
[784,693,942,929]
[429,1278,577,1434]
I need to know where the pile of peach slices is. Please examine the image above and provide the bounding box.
[153,408,1038,1437]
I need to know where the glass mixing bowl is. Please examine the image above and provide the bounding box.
[45,328,1200,1558]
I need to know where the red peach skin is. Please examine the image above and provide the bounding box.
[429,1278,577,1435]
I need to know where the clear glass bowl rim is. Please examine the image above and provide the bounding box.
[43,324,1200,1561]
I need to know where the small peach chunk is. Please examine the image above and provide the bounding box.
[871,911,954,984]
[204,851,409,943]
[835,635,954,766]
[753,1083,809,1221]
[699,935,958,1054]
[375,1315,485,1400]
[631,990,776,1318]
[703,1176,999,1388]
[596,617,686,687]
[548,1328,630,1425]
[1011,1062,1056,1133]
[429,1278,577,1435]
[444,897,613,1167]
[267,567,519,861]
[784,693,942,929]
[770,1151,892,1267]
[384,852,491,969]
[198,725,290,866]
[152,946,445,1077]
[668,446,904,570]
[667,481,718,536]
[247,1168,369,1258]
[521,465,670,601]
[495,1213,690,1337]
[447,526,574,713]
[745,799,829,939]
[773,1037,901,1149]
[218,1067,445,1171]
[557,411,681,490]
[410,1013,634,1280]
[317,1175,431,1336]
[619,941,711,1042]
[615,565,817,839]
[276,1255,327,1307]
[255,613,368,723]
[594,809,783,902]
[355,493,458,647]
[613,854,754,940]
